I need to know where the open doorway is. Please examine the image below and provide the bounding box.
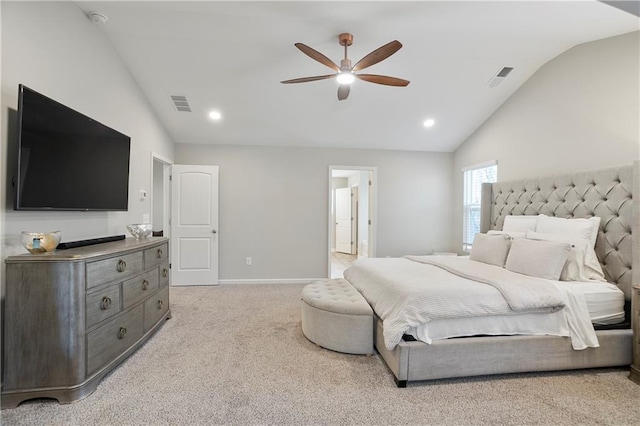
[151,153,173,239]
[328,166,377,278]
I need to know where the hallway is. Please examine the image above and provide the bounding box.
[331,251,357,278]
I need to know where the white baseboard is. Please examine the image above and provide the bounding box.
[217,278,326,285]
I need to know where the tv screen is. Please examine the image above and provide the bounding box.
[15,85,131,211]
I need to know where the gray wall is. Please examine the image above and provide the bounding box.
[452,31,640,251]
[175,144,453,281]
[4,3,636,286]
[1,2,175,288]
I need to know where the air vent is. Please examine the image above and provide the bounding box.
[487,67,514,88]
[496,67,513,78]
[169,95,192,112]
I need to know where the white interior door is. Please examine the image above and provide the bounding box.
[335,187,352,254]
[170,165,219,285]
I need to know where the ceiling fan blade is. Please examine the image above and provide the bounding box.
[356,74,410,87]
[352,40,403,72]
[281,74,337,84]
[337,85,350,101]
[295,43,340,72]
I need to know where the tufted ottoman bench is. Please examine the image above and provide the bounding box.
[301,278,374,355]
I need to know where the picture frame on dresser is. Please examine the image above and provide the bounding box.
[1,237,171,409]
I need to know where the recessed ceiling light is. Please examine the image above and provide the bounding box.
[423,119,435,128]
[208,111,222,121]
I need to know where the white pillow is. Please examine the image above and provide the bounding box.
[525,231,599,282]
[505,238,571,281]
[470,233,511,267]
[536,214,600,248]
[487,230,527,239]
[503,215,539,233]
[535,214,604,280]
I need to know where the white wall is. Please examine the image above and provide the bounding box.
[1,2,175,288]
[452,31,640,251]
[175,144,453,280]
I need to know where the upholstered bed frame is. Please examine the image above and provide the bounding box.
[376,162,639,387]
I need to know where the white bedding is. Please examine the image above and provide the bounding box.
[450,259,624,324]
[343,256,612,351]
[566,281,625,325]
[410,281,624,343]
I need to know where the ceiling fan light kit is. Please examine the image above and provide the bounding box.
[336,72,355,85]
[281,32,410,101]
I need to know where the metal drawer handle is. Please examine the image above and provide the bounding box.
[142,279,150,291]
[101,297,112,310]
[157,300,164,310]
[162,268,169,278]
[157,248,163,259]
[118,327,127,340]
[117,260,127,273]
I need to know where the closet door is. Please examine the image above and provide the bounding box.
[170,165,219,285]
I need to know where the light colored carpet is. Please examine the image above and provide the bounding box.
[3,284,640,425]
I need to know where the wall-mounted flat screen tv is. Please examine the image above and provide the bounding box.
[15,84,131,211]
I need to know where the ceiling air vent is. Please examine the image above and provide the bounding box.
[487,67,514,88]
[169,95,192,112]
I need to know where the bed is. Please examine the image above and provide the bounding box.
[344,162,639,387]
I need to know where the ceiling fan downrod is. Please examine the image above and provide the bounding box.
[339,33,353,71]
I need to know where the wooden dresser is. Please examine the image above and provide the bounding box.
[1,237,171,408]
[631,284,640,385]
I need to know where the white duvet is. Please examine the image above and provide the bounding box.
[343,256,599,351]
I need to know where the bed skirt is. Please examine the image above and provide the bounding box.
[374,316,633,387]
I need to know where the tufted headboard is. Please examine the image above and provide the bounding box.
[480,162,639,300]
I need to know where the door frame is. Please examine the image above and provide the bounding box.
[150,152,173,238]
[327,165,377,278]
[350,185,358,256]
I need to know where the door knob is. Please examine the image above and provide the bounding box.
[212,229,217,234]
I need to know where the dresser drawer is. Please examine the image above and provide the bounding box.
[86,305,144,375]
[86,252,143,290]
[144,285,170,332]
[160,263,170,286]
[144,243,168,269]
[86,285,121,329]
[122,269,159,309]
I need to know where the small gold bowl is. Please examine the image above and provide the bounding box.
[21,231,61,254]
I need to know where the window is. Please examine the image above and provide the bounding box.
[462,161,497,251]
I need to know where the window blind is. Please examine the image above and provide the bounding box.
[462,162,497,251]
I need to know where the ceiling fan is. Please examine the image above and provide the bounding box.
[281,33,410,101]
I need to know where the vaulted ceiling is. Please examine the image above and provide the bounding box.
[76,1,639,152]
